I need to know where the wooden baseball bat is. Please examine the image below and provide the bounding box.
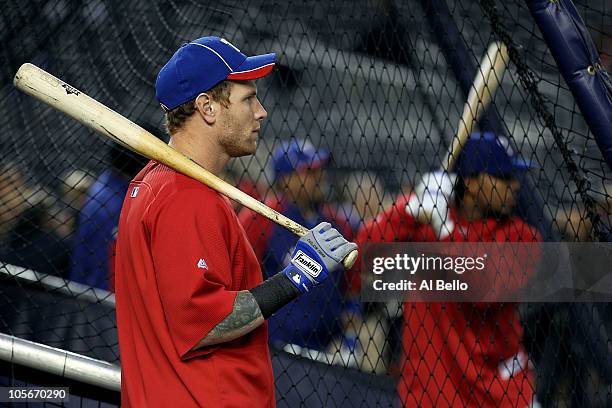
[443,42,510,171]
[13,63,358,269]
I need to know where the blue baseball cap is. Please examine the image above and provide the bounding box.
[453,132,532,177]
[272,140,330,181]
[156,36,276,111]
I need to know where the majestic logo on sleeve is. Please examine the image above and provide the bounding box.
[197,258,209,270]
[292,250,322,278]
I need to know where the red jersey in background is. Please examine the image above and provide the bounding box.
[354,194,540,408]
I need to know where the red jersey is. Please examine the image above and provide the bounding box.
[115,161,274,407]
[354,194,540,408]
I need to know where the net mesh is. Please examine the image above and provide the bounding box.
[1,0,611,406]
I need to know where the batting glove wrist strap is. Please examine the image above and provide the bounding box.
[283,222,357,294]
[283,264,316,293]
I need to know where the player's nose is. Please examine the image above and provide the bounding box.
[254,98,267,121]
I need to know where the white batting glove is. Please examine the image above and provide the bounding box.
[406,171,456,240]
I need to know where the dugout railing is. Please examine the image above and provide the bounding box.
[0,262,399,407]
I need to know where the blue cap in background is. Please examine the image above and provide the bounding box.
[453,132,532,177]
[156,36,276,111]
[272,139,330,181]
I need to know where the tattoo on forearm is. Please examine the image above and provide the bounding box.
[199,291,263,346]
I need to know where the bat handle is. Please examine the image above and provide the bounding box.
[342,249,358,270]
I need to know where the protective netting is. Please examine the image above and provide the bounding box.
[0,0,611,406]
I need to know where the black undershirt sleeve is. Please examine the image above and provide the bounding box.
[249,272,301,319]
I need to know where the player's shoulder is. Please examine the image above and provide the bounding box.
[141,162,226,212]
[500,216,541,242]
[141,162,213,193]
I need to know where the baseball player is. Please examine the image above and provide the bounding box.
[239,139,357,352]
[354,132,541,407]
[114,36,356,407]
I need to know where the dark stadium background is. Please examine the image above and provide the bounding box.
[0,0,611,406]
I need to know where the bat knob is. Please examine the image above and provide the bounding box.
[342,249,358,270]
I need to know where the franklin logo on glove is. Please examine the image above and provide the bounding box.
[292,251,322,278]
[283,222,357,294]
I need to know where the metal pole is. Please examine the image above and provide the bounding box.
[0,332,120,392]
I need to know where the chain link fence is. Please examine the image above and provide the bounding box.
[1,0,611,406]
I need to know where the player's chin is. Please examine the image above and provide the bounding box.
[246,136,258,154]
[232,139,258,157]
[248,133,259,150]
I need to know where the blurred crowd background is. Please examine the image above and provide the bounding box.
[1,0,612,406]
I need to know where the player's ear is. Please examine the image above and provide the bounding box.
[195,93,216,125]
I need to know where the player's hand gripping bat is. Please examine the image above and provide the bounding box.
[14,63,358,269]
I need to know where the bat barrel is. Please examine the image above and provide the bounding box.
[443,42,509,172]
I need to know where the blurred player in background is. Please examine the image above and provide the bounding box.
[220,165,263,213]
[69,141,148,289]
[239,139,358,353]
[555,183,612,242]
[355,132,541,407]
[340,170,386,225]
[0,163,75,276]
[114,36,356,407]
[0,162,28,247]
[56,170,93,240]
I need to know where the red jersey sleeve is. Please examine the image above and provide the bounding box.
[147,188,239,360]
[494,218,542,296]
[355,194,420,244]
